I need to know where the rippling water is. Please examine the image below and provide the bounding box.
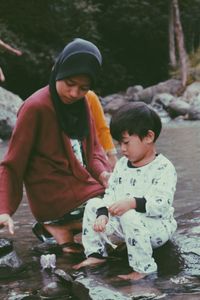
[0,121,200,299]
[157,121,200,217]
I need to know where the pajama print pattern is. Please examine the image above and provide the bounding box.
[82,154,177,274]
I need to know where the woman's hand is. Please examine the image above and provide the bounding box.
[93,215,109,232]
[99,171,111,188]
[0,214,14,234]
[108,199,136,216]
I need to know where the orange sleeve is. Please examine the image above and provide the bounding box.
[86,90,116,153]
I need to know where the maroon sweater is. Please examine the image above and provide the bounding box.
[0,86,110,221]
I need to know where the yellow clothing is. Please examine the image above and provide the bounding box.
[86,90,116,154]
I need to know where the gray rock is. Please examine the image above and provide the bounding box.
[151,93,175,109]
[168,99,191,118]
[40,281,71,299]
[54,268,73,285]
[125,85,143,98]
[103,94,128,114]
[0,238,13,257]
[72,281,92,300]
[0,238,24,279]
[0,250,23,268]
[131,79,182,103]
[182,81,200,103]
[0,87,23,139]
[188,101,200,120]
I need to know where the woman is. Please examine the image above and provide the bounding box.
[0,38,111,253]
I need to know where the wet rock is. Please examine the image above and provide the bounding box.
[0,238,13,257]
[153,240,184,276]
[39,281,71,299]
[54,268,73,286]
[0,238,24,279]
[0,87,23,140]
[0,248,23,268]
[72,281,92,300]
[50,269,92,300]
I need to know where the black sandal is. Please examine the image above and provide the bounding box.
[59,242,84,254]
[32,222,55,244]
[32,241,84,256]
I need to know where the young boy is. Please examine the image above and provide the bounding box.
[73,102,177,280]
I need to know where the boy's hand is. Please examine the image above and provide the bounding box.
[93,215,109,232]
[0,214,14,234]
[108,199,136,216]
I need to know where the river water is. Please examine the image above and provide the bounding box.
[0,121,200,299]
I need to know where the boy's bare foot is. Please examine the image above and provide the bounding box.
[73,257,106,270]
[118,271,147,281]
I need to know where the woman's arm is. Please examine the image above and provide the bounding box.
[0,101,40,216]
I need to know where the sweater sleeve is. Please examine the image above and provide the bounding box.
[95,161,121,206]
[0,101,40,216]
[85,98,112,179]
[86,91,116,153]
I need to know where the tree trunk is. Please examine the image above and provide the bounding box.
[172,0,188,87]
[169,1,177,68]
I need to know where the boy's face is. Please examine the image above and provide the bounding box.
[119,131,155,167]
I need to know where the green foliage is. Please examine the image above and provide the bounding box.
[0,0,200,97]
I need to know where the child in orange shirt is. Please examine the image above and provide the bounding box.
[86,90,117,169]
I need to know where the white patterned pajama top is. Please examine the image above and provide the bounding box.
[82,154,177,274]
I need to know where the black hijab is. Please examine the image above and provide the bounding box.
[49,38,102,140]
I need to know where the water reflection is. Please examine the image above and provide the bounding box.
[0,121,200,299]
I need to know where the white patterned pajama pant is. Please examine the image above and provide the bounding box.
[82,197,177,274]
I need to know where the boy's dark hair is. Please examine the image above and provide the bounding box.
[110,101,162,142]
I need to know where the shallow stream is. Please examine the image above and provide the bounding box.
[0,121,200,299]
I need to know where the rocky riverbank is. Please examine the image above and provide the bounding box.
[1,79,200,140]
[1,122,200,299]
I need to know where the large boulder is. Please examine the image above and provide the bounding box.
[0,87,23,140]
[0,238,24,279]
[102,93,128,114]
[130,79,182,103]
[168,99,191,118]
[182,81,200,103]
[187,94,200,120]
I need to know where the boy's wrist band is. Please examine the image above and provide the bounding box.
[96,206,109,218]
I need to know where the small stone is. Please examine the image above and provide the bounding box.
[0,238,13,257]
[40,281,71,299]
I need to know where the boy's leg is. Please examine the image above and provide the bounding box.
[119,210,174,277]
[73,198,109,269]
[82,198,110,257]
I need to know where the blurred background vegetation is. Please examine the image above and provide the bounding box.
[0,0,200,99]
